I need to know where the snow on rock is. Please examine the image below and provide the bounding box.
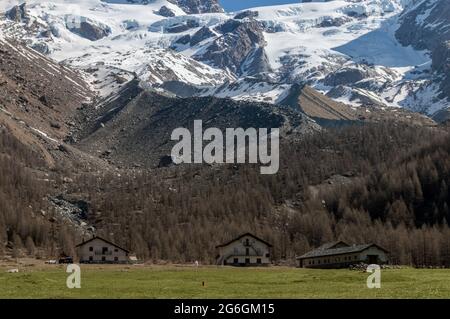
[0,0,448,114]
[0,0,231,99]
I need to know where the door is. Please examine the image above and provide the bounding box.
[367,255,378,264]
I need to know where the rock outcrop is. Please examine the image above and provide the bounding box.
[195,19,269,76]
[396,0,450,52]
[324,67,372,87]
[190,26,215,46]
[167,19,199,33]
[66,18,111,41]
[234,10,259,20]
[5,3,29,23]
[396,0,450,103]
[432,41,450,100]
[168,0,223,14]
[156,5,176,17]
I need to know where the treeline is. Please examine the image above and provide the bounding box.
[0,127,77,258]
[62,122,450,266]
[1,121,450,267]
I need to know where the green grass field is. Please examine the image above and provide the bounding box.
[0,265,449,298]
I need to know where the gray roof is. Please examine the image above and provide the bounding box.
[315,241,347,250]
[215,232,273,248]
[297,243,388,259]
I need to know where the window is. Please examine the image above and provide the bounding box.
[102,247,108,254]
[245,258,250,264]
[233,258,238,264]
[257,258,262,264]
[114,257,119,262]
[114,248,118,252]
[102,256,106,261]
[89,256,93,261]
[89,247,93,252]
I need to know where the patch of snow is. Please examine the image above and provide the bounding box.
[31,127,60,143]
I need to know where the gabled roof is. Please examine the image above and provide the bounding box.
[316,241,348,250]
[76,236,130,253]
[215,232,273,248]
[296,243,388,260]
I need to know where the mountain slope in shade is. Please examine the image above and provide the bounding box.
[74,80,320,168]
[279,84,436,127]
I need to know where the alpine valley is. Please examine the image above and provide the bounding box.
[1,0,450,267]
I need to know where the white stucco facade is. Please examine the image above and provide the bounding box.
[216,233,272,266]
[77,237,129,264]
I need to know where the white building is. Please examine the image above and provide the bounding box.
[297,241,389,268]
[216,233,272,266]
[76,236,130,264]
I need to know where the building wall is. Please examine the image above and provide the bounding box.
[358,246,388,264]
[301,253,360,268]
[218,235,271,266]
[300,246,388,268]
[78,238,129,263]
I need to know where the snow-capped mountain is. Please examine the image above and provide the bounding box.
[0,0,233,99]
[0,0,449,119]
[169,0,223,14]
[395,0,450,117]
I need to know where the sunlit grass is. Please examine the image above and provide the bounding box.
[0,265,449,298]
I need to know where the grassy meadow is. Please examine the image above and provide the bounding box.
[0,264,450,299]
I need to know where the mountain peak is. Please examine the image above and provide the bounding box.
[168,0,224,14]
[99,0,223,14]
